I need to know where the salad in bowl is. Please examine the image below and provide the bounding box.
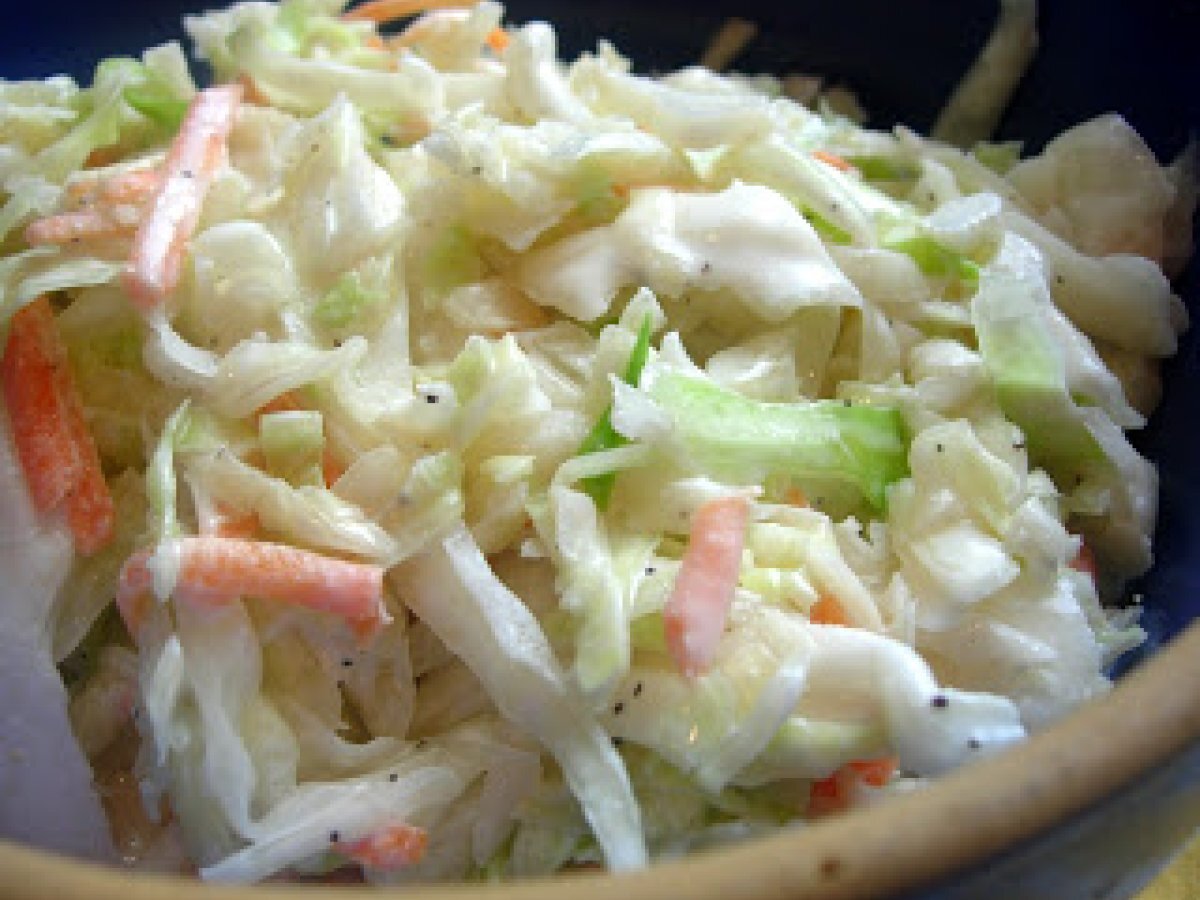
[0,0,1193,885]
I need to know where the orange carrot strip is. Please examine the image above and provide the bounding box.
[663,494,751,677]
[65,167,164,207]
[808,595,850,626]
[847,755,898,788]
[485,26,510,52]
[122,83,243,311]
[117,537,389,642]
[341,0,472,24]
[2,297,84,512]
[25,209,132,247]
[811,150,855,172]
[64,428,116,555]
[334,824,428,870]
[806,768,851,817]
[2,298,114,554]
[808,755,898,816]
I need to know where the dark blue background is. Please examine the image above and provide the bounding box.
[4,0,1199,656]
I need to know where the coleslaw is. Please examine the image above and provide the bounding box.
[0,0,1194,883]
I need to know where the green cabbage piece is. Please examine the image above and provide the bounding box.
[648,373,909,510]
[312,268,387,330]
[259,410,325,488]
[972,260,1105,470]
[578,314,653,509]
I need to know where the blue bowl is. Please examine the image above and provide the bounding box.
[2,2,1198,898]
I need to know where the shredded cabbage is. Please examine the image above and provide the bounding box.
[2,0,1192,884]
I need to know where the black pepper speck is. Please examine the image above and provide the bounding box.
[930,695,949,709]
[633,682,644,698]
[613,702,625,715]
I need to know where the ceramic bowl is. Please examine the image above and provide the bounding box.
[2,1,1198,897]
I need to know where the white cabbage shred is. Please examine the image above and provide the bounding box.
[0,0,1192,884]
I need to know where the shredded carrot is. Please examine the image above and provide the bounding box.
[485,26,510,52]
[65,167,164,207]
[64,424,116,555]
[848,755,898,788]
[808,756,898,816]
[117,536,389,642]
[1,296,114,554]
[334,824,428,870]
[663,494,751,677]
[808,595,850,626]
[25,209,133,247]
[806,767,854,817]
[31,168,164,246]
[341,0,473,25]
[811,150,855,173]
[122,83,243,311]
[2,297,84,512]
